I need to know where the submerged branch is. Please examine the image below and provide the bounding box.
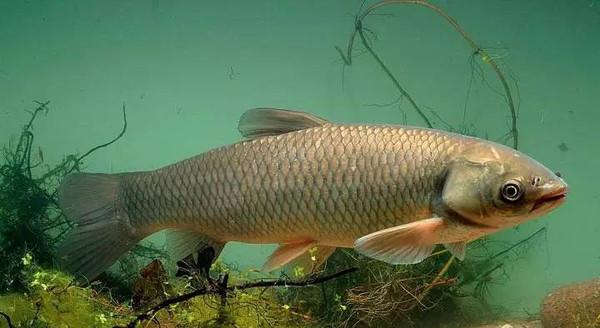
[336,0,519,148]
[118,267,358,328]
[409,255,455,311]
[0,311,14,328]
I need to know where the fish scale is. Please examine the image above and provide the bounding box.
[121,124,457,246]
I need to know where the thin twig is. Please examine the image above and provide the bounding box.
[116,267,357,328]
[409,255,455,311]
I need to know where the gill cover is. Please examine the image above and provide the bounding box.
[441,158,497,222]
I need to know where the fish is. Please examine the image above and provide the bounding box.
[56,108,568,280]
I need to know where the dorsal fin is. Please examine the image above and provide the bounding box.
[238,108,329,139]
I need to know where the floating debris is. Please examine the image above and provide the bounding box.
[557,142,569,152]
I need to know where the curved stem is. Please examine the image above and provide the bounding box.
[67,103,128,175]
[357,24,433,128]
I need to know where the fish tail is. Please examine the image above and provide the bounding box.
[57,172,141,281]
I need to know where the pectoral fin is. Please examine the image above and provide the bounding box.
[263,240,316,272]
[444,241,467,260]
[354,218,446,264]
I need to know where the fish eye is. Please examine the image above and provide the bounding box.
[501,180,523,203]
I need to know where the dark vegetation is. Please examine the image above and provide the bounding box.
[0,101,60,293]
[0,101,128,293]
[0,1,540,327]
[277,229,546,327]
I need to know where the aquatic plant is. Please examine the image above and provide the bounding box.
[118,258,357,328]
[272,227,544,327]
[0,247,344,328]
[0,101,67,292]
[0,260,130,327]
[0,101,179,311]
[336,0,519,148]
[0,101,131,293]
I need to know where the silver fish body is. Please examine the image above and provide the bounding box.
[57,109,567,280]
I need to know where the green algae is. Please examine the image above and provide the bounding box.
[0,261,313,328]
[0,263,129,328]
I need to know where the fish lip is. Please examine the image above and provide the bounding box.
[531,185,568,212]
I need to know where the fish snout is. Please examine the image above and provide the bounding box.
[530,178,568,214]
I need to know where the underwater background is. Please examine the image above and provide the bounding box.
[1,0,599,326]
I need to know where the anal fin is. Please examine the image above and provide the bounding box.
[165,229,225,277]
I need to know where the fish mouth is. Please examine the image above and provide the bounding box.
[531,185,568,213]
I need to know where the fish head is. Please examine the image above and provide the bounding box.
[441,142,568,229]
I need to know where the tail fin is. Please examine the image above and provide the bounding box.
[57,173,140,281]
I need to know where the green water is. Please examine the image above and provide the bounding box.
[1,0,599,326]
